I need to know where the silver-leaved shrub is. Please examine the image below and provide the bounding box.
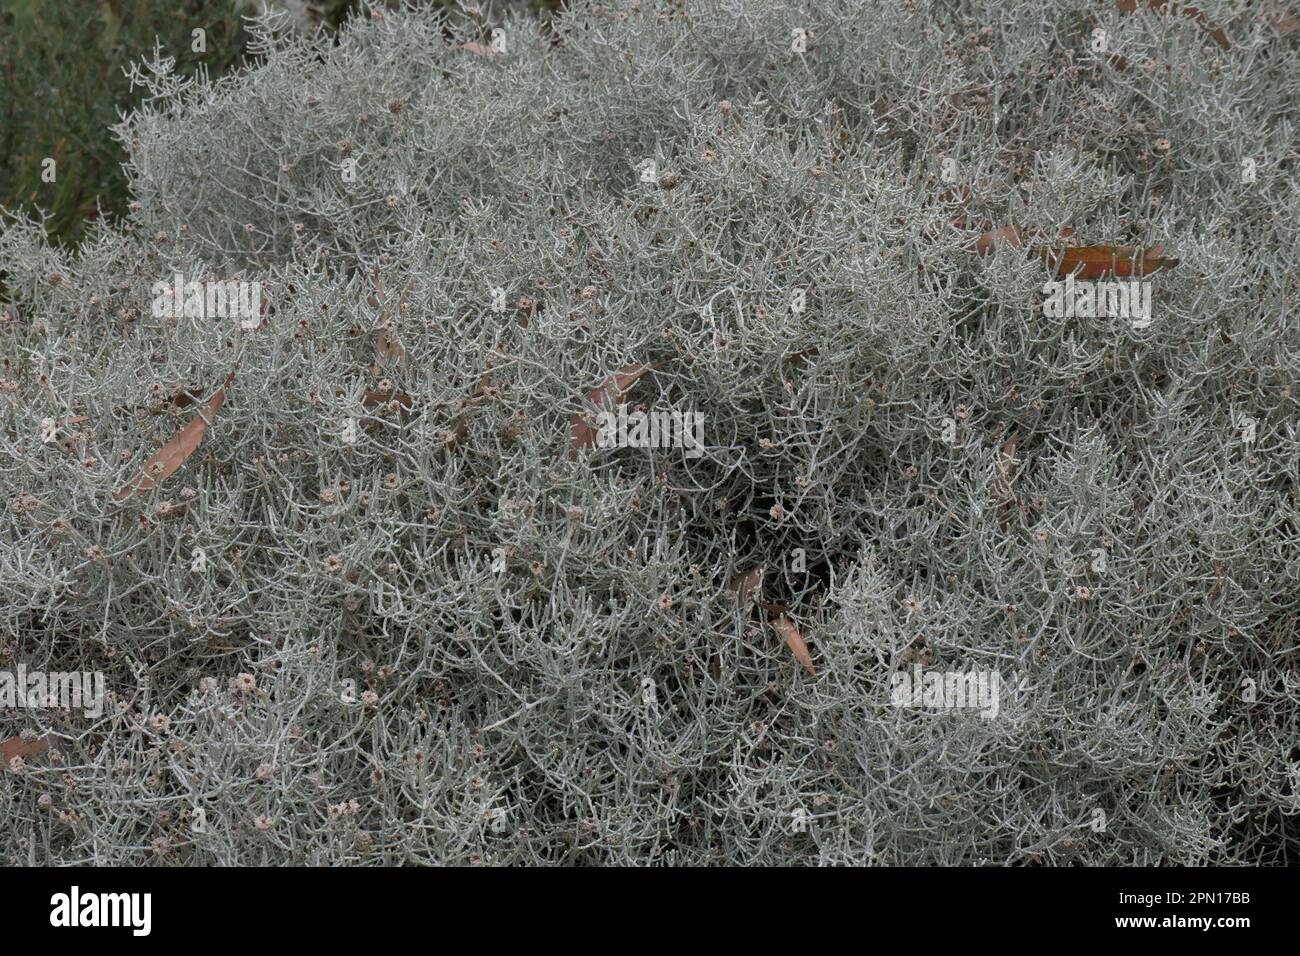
[1,0,1296,865]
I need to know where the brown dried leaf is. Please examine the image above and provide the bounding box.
[994,432,1023,529]
[568,363,656,459]
[974,227,1175,279]
[732,566,763,607]
[0,733,50,763]
[442,373,493,454]
[938,185,973,206]
[771,614,815,676]
[998,432,1020,483]
[1043,244,1178,279]
[973,225,1027,255]
[113,371,234,501]
[1263,0,1300,33]
[370,271,414,371]
[362,389,413,409]
[456,41,497,58]
[155,386,205,413]
[377,325,406,366]
[972,225,1075,256]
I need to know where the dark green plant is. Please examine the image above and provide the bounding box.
[0,1,558,248]
[0,0,258,246]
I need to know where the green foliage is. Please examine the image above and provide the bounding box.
[0,0,254,245]
[0,1,556,248]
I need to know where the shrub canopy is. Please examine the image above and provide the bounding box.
[1,0,1297,865]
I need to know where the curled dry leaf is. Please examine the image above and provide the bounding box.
[771,614,815,676]
[728,564,814,675]
[1,733,50,763]
[732,566,763,606]
[113,371,234,501]
[569,363,656,459]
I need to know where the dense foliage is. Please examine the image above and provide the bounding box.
[1,0,1297,865]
